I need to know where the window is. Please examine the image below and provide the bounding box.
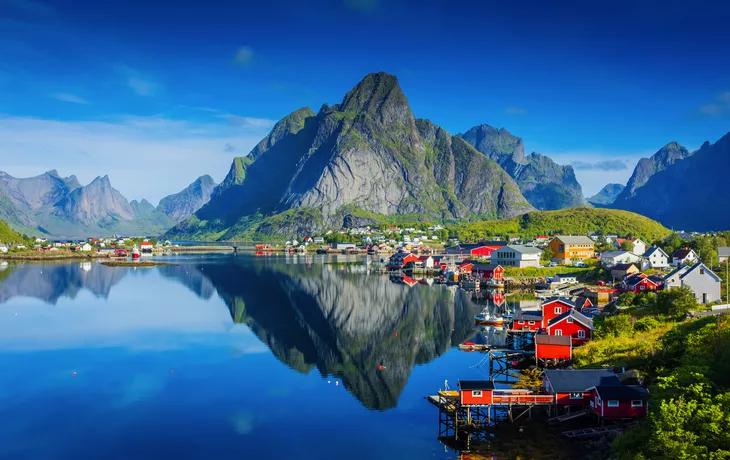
[554,329,563,336]
[472,390,483,397]
[528,321,535,325]
[703,293,708,304]
[640,285,645,291]
[569,392,583,399]
[700,268,705,275]
[554,307,562,314]
[577,330,586,338]
[607,400,619,407]
[631,400,643,407]
[567,318,574,323]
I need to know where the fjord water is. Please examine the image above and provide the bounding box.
[0,254,499,460]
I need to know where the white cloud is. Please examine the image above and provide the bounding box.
[50,92,90,104]
[127,76,157,96]
[0,114,275,203]
[233,46,254,65]
[505,106,527,115]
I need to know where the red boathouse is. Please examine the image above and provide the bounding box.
[588,385,650,419]
[543,369,622,407]
[458,380,495,405]
[535,335,572,360]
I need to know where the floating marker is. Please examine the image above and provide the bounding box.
[377,365,383,371]
[72,372,76,376]
[394,332,398,337]
[335,381,339,386]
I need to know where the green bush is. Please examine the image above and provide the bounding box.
[634,316,659,332]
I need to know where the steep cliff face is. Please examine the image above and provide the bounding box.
[458,125,585,210]
[130,199,156,218]
[168,72,533,240]
[612,132,730,230]
[614,141,692,201]
[157,175,217,222]
[53,175,135,225]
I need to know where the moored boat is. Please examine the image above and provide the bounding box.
[474,309,505,327]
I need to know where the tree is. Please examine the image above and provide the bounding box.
[656,286,697,317]
[618,291,636,307]
[540,247,554,263]
[597,314,634,338]
[620,241,635,252]
[662,232,683,255]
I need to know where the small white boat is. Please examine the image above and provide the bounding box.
[474,309,505,327]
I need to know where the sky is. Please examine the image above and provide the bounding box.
[1,0,729,201]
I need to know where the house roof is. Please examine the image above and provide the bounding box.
[611,263,637,271]
[624,273,658,288]
[543,369,621,393]
[592,385,650,399]
[555,273,578,279]
[499,244,542,255]
[542,297,577,308]
[471,262,502,271]
[719,247,730,257]
[458,380,495,391]
[574,298,592,309]
[643,247,668,258]
[680,262,721,282]
[548,308,594,329]
[672,248,694,259]
[535,335,572,346]
[664,264,691,280]
[553,235,595,245]
[602,250,632,259]
[513,310,543,321]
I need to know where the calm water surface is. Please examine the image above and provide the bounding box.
[0,254,549,460]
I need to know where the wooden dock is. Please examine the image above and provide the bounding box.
[562,422,637,438]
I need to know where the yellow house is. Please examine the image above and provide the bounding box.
[548,235,595,263]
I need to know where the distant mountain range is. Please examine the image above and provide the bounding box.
[167,72,591,240]
[0,171,216,238]
[587,183,625,205]
[610,132,730,231]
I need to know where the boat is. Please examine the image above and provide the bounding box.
[316,246,329,254]
[132,248,140,259]
[474,309,505,327]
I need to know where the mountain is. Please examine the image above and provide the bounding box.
[0,219,29,244]
[611,132,730,231]
[457,125,585,210]
[157,175,217,222]
[0,171,174,238]
[614,141,692,202]
[587,183,625,205]
[166,72,534,240]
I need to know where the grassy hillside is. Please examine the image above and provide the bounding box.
[451,207,671,242]
[0,219,31,244]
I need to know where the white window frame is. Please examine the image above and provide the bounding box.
[631,400,642,407]
[607,400,619,407]
[472,390,483,397]
[569,392,583,399]
[567,318,574,323]
[554,307,562,314]
[554,329,563,336]
[577,330,586,339]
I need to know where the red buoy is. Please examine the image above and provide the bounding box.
[72,372,76,376]
[394,332,398,337]
[377,365,383,371]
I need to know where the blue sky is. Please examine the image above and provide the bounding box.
[1,0,729,201]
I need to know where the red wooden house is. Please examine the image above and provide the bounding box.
[387,252,419,270]
[621,273,661,294]
[535,335,572,360]
[546,309,593,345]
[511,310,543,331]
[588,385,650,419]
[456,261,474,274]
[471,263,504,281]
[458,380,495,405]
[574,297,593,312]
[540,297,576,328]
[543,369,622,407]
[445,243,505,257]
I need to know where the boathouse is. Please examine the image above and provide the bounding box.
[471,263,504,281]
[444,242,505,257]
[588,385,649,419]
[457,380,494,405]
[535,335,572,360]
[543,369,621,407]
[511,310,543,331]
[387,252,419,270]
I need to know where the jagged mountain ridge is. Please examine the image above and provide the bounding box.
[157,174,217,222]
[458,124,586,210]
[587,183,625,205]
[614,141,693,202]
[167,72,534,240]
[611,132,730,231]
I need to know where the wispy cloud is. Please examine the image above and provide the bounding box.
[50,92,90,104]
[698,91,730,117]
[343,0,379,13]
[505,106,527,115]
[127,76,157,96]
[224,143,236,153]
[233,46,254,65]
[0,0,55,16]
[217,113,276,129]
[572,159,631,171]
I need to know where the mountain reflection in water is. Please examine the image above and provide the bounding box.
[0,255,491,410]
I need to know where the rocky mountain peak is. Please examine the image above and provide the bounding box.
[617,141,692,200]
[249,107,315,161]
[457,124,525,164]
[338,72,412,126]
[158,175,219,223]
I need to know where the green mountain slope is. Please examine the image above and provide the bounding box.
[0,219,30,244]
[451,207,671,242]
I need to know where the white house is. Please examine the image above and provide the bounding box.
[615,238,646,256]
[643,247,669,269]
[81,243,93,251]
[0,245,7,254]
[553,273,578,284]
[718,247,730,263]
[664,263,721,304]
[671,249,698,267]
[313,237,325,244]
[600,250,640,267]
[494,244,542,268]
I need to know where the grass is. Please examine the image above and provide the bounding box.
[573,322,675,369]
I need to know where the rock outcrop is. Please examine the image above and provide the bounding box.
[158,175,217,222]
